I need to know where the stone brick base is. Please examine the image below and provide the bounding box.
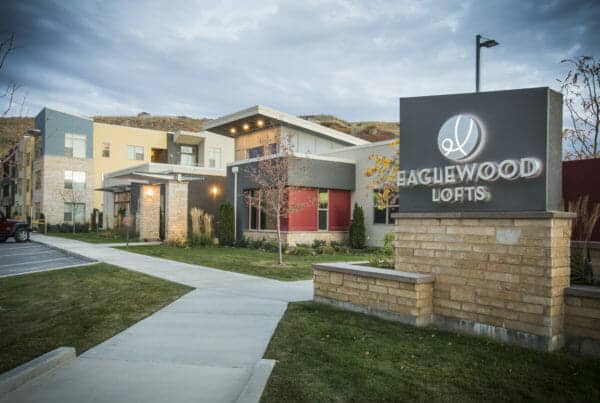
[393,211,574,351]
[313,262,434,326]
[137,184,160,241]
[243,230,347,246]
[564,285,600,357]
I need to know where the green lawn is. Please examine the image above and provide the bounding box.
[0,263,192,374]
[119,245,373,281]
[262,302,600,403]
[45,231,139,244]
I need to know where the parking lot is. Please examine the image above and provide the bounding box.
[0,241,96,277]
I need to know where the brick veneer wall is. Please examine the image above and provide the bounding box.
[243,230,347,246]
[314,262,434,326]
[394,212,574,351]
[39,156,94,225]
[137,184,160,241]
[165,181,188,241]
[564,285,600,357]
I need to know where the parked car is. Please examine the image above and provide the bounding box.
[0,211,30,242]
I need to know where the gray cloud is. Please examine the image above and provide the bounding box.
[0,0,598,121]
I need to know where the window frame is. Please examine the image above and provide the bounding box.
[102,142,111,158]
[318,189,329,231]
[127,145,144,161]
[64,133,87,159]
[208,147,222,168]
[373,190,399,225]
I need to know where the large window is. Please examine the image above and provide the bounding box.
[64,134,87,158]
[114,191,131,216]
[318,189,328,230]
[64,170,86,192]
[246,190,276,230]
[373,190,399,224]
[64,203,85,223]
[248,146,264,159]
[208,147,222,168]
[180,145,196,166]
[127,145,144,160]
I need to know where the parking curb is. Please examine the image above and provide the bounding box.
[0,347,76,398]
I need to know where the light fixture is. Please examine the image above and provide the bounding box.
[475,34,499,93]
[256,119,264,128]
[229,127,237,134]
[243,123,250,131]
[211,185,219,197]
[144,186,155,200]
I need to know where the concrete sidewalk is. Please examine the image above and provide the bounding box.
[1,234,313,403]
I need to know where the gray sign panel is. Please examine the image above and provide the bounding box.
[398,87,562,213]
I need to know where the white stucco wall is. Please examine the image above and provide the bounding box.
[320,139,398,246]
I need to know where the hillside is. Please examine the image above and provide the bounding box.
[301,114,398,142]
[0,113,398,156]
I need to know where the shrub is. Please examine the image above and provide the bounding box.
[167,236,188,248]
[216,203,235,246]
[287,246,315,256]
[349,203,366,249]
[369,232,395,268]
[317,245,336,255]
[312,239,327,248]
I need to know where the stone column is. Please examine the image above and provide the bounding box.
[137,184,160,241]
[165,181,188,242]
[394,211,574,351]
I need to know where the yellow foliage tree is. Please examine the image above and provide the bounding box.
[365,138,399,209]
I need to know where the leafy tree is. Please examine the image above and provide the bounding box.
[559,56,600,160]
[365,139,399,209]
[216,202,235,246]
[349,203,366,249]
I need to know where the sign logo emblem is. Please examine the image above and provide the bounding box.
[437,114,482,161]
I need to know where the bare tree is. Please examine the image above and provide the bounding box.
[0,32,23,118]
[57,187,87,234]
[559,56,600,160]
[244,141,313,265]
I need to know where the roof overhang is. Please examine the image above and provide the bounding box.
[172,130,206,145]
[105,171,206,184]
[203,105,369,146]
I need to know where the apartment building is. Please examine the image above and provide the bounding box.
[12,107,234,228]
[204,105,398,246]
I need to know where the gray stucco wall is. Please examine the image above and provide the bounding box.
[226,156,355,240]
[35,108,93,159]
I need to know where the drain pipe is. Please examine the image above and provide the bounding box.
[231,166,239,241]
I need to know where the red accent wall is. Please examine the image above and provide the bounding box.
[563,159,600,241]
[328,189,351,231]
[287,188,317,231]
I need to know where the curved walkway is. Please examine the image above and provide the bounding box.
[1,234,313,403]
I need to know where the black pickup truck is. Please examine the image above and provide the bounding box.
[0,211,30,242]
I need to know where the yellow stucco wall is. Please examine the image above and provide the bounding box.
[92,123,168,210]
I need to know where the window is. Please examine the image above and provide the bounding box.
[127,145,144,160]
[26,152,30,164]
[34,170,41,190]
[26,179,30,193]
[245,190,276,230]
[64,134,87,158]
[102,142,110,157]
[64,203,85,223]
[269,143,278,155]
[318,189,328,230]
[64,170,86,192]
[248,146,264,159]
[373,190,399,224]
[208,147,222,168]
[180,145,196,166]
[114,191,131,217]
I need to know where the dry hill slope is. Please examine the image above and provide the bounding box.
[0,113,398,156]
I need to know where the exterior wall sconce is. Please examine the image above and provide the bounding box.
[211,185,219,197]
[143,186,155,201]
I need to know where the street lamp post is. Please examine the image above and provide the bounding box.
[476,34,499,92]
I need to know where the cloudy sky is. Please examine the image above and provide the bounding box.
[0,0,598,121]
